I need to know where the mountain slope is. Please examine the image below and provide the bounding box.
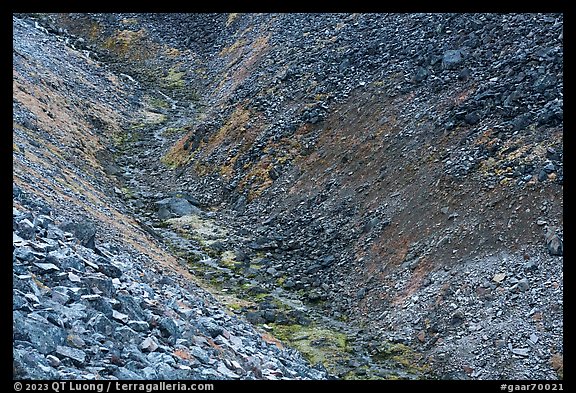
[14,13,563,380]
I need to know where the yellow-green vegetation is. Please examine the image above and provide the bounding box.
[238,158,274,202]
[226,13,240,27]
[103,28,156,61]
[162,126,188,137]
[146,95,170,110]
[373,341,429,375]
[219,250,237,268]
[164,46,181,58]
[112,130,138,150]
[162,67,186,89]
[165,214,228,240]
[268,323,349,366]
[143,111,167,126]
[120,186,134,199]
[120,18,138,25]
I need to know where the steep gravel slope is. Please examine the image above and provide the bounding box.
[13,15,327,380]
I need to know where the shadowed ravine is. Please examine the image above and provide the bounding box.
[13,13,563,380]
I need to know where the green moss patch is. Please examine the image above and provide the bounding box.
[268,323,349,366]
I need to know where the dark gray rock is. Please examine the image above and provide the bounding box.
[97,257,122,278]
[56,345,86,365]
[189,346,210,364]
[13,348,58,379]
[200,318,224,338]
[442,50,463,70]
[90,296,114,318]
[450,310,465,326]
[538,170,548,182]
[51,288,71,305]
[414,67,429,82]
[262,309,277,323]
[115,326,141,344]
[84,276,115,297]
[59,220,97,249]
[47,252,85,271]
[14,312,67,354]
[458,68,471,81]
[517,278,530,292]
[88,314,116,336]
[545,228,563,256]
[321,255,335,268]
[511,113,532,131]
[246,311,265,325]
[14,247,36,263]
[116,293,145,321]
[543,162,556,173]
[128,320,150,332]
[155,197,202,218]
[13,290,29,310]
[159,317,180,339]
[464,112,480,125]
[17,218,36,240]
[283,279,295,289]
[115,367,145,380]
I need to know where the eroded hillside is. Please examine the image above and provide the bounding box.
[14,13,563,380]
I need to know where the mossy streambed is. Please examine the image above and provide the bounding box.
[149,211,429,380]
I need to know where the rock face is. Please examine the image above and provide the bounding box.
[14,12,563,380]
